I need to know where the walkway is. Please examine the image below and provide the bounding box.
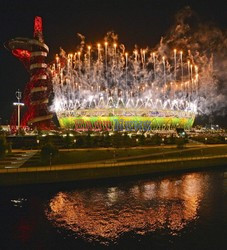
[85,144,227,164]
[1,153,227,174]
[0,151,37,169]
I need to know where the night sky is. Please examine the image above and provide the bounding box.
[0,0,226,125]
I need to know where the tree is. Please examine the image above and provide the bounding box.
[167,134,176,145]
[63,133,73,148]
[111,131,123,148]
[176,137,186,149]
[40,143,59,163]
[0,136,8,158]
[150,134,161,145]
[139,133,146,145]
[122,132,131,147]
[76,136,85,147]
[103,131,111,147]
[0,126,4,135]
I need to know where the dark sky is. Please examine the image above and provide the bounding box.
[0,0,226,125]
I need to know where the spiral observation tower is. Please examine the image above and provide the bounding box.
[51,41,198,132]
[5,16,53,131]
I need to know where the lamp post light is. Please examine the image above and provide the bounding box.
[113,149,116,163]
[161,137,165,146]
[13,89,24,130]
[49,152,52,168]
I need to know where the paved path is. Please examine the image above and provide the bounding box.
[59,143,207,152]
[1,151,37,169]
[84,144,227,164]
[0,144,226,173]
[1,153,227,174]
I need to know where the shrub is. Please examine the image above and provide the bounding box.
[166,134,176,145]
[85,131,94,147]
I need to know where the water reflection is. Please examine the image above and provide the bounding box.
[45,172,209,244]
[11,198,27,208]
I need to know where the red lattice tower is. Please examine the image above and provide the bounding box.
[5,16,53,131]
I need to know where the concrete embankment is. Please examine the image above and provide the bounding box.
[0,155,227,186]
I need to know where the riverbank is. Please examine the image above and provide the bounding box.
[0,144,227,186]
[21,143,227,167]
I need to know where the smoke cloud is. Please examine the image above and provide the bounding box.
[51,6,227,125]
[160,6,227,116]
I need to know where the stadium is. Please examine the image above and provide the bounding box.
[51,38,198,132]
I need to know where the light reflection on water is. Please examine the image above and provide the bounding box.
[45,172,208,245]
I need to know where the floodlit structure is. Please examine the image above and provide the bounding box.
[51,39,198,131]
[5,16,53,131]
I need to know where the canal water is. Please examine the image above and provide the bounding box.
[0,168,227,250]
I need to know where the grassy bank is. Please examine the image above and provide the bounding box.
[1,155,226,186]
[1,144,226,186]
[120,145,227,162]
[23,147,175,167]
[22,145,227,167]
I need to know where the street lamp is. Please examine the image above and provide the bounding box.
[13,89,24,130]
[113,149,116,163]
[49,152,53,167]
[161,137,165,146]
